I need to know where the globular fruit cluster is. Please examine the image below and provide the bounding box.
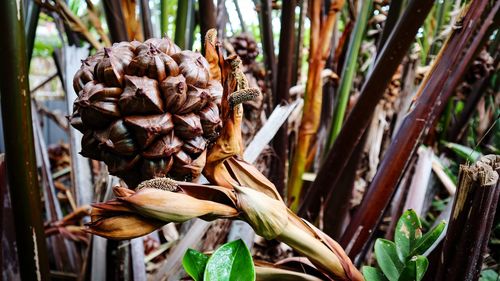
[229,34,259,66]
[70,38,223,187]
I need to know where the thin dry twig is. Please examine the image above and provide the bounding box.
[36,0,102,49]
[84,0,111,47]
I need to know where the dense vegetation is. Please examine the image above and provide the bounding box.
[0,0,498,280]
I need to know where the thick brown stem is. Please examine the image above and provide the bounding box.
[270,0,297,195]
[339,0,499,260]
[435,155,500,281]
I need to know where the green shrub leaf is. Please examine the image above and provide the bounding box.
[409,220,446,257]
[398,255,428,281]
[443,142,482,163]
[395,210,422,262]
[480,269,499,281]
[375,239,404,281]
[363,266,389,281]
[204,239,255,281]
[182,248,209,281]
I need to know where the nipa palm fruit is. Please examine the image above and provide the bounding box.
[70,38,223,187]
[229,33,259,66]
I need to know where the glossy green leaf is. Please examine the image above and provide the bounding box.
[398,255,428,281]
[394,210,422,262]
[443,142,482,163]
[204,239,255,281]
[375,239,404,281]
[363,266,389,281]
[409,220,446,257]
[480,269,499,281]
[182,248,209,281]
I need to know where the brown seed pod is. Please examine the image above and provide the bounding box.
[183,136,207,155]
[102,151,140,172]
[171,51,210,88]
[119,75,164,115]
[173,113,203,139]
[141,157,174,179]
[75,81,122,129]
[94,47,134,87]
[124,113,174,148]
[177,85,211,114]
[73,52,108,93]
[143,37,181,56]
[207,80,223,105]
[69,106,85,133]
[128,43,180,81]
[199,102,222,140]
[80,131,103,160]
[141,133,183,159]
[94,120,137,156]
[73,66,94,94]
[160,75,188,113]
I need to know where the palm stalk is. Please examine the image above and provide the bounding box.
[287,0,345,211]
[435,155,500,281]
[160,0,169,36]
[0,0,50,279]
[140,0,154,39]
[102,0,128,42]
[270,0,297,195]
[0,156,20,280]
[298,0,434,222]
[216,0,228,41]
[199,0,216,54]
[24,0,40,63]
[339,0,499,260]
[256,0,276,106]
[376,0,404,54]
[174,0,194,49]
[292,0,307,85]
[327,0,373,147]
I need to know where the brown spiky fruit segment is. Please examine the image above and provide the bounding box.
[71,38,222,187]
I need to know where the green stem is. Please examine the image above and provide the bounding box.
[0,0,50,280]
[24,0,40,64]
[174,0,194,49]
[160,0,169,36]
[327,0,373,148]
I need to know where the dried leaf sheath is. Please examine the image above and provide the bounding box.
[86,181,239,240]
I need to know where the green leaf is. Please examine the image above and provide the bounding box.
[443,141,482,163]
[375,239,404,281]
[363,266,389,281]
[480,269,499,281]
[398,255,428,281]
[409,221,446,257]
[394,210,422,262]
[182,248,209,281]
[204,239,255,281]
